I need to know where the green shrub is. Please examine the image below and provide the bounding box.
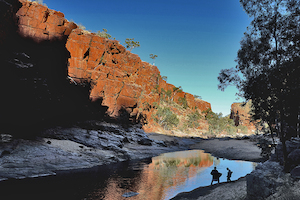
[96,28,113,39]
[187,111,201,128]
[204,110,238,135]
[237,125,248,134]
[154,107,179,130]
[226,125,237,135]
[178,97,188,109]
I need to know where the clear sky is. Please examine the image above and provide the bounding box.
[44,0,251,116]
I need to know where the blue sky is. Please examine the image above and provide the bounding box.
[45,0,251,116]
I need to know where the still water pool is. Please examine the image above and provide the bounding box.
[1,150,256,200]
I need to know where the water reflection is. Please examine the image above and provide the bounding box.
[0,150,256,199]
[86,150,256,200]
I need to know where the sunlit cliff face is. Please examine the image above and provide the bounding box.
[90,150,213,200]
[7,0,211,134]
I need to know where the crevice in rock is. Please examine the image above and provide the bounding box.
[83,47,90,60]
[112,58,118,64]
[97,51,105,65]
[43,10,50,23]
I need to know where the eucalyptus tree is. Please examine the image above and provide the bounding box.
[218,0,300,170]
[150,54,158,65]
[124,38,140,51]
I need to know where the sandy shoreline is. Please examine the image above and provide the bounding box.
[190,138,264,162]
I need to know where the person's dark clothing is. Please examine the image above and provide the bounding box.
[210,168,221,185]
[227,169,232,182]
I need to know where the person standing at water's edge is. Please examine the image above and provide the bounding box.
[227,168,232,182]
[210,167,221,185]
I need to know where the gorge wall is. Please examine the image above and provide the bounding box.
[0,0,211,135]
[230,102,257,133]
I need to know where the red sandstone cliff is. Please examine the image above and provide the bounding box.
[230,101,257,133]
[10,0,211,133]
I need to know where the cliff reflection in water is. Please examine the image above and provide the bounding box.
[87,150,256,200]
[89,150,214,200]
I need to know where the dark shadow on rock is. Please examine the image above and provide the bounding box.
[0,1,112,139]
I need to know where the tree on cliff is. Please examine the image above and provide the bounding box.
[172,86,183,101]
[124,38,140,51]
[150,54,158,65]
[218,0,300,171]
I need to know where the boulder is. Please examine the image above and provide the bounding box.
[246,161,285,200]
[290,166,300,179]
[138,138,153,146]
[288,149,300,169]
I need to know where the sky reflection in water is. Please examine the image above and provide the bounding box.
[88,150,256,200]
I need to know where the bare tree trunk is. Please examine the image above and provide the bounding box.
[297,114,300,138]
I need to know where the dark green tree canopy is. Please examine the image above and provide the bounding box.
[218,0,300,170]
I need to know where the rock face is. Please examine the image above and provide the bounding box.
[65,28,211,122]
[246,160,287,200]
[248,137,300,199]
[230,102,256,133]
[16,0,77,42]
[0,0,211,135]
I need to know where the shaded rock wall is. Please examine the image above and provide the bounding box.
[0,0,108,137]
[1,0,211,135]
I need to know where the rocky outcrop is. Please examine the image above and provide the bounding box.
[247,137,300,199]
[16,0,77,42]
[0,121,201,181]
[0,0,211,135]
[246,160,287,200]
[230,101,256,134]
[65,28,211,123]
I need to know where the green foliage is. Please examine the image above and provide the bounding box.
[203,109,239,135]
[150,54,158,65]
[173,86,182,93]
[225,125,237,135]
[150,54,158,60]
[124,38,140,51]
[142,102,151,111]
[161,76,167,81]
[96,28,112,39]
[160,88,167,101]
[165,159,181,167]
[194,95,202,100]
[237,125,248,134]
[165,90,172,99]
[154,107,179,130]
[178,97,188,109]
[186,111,201,128]
[218,0,300,170]
[152,84,159,94]
[159,88,172,102]
[152,102,158,108]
